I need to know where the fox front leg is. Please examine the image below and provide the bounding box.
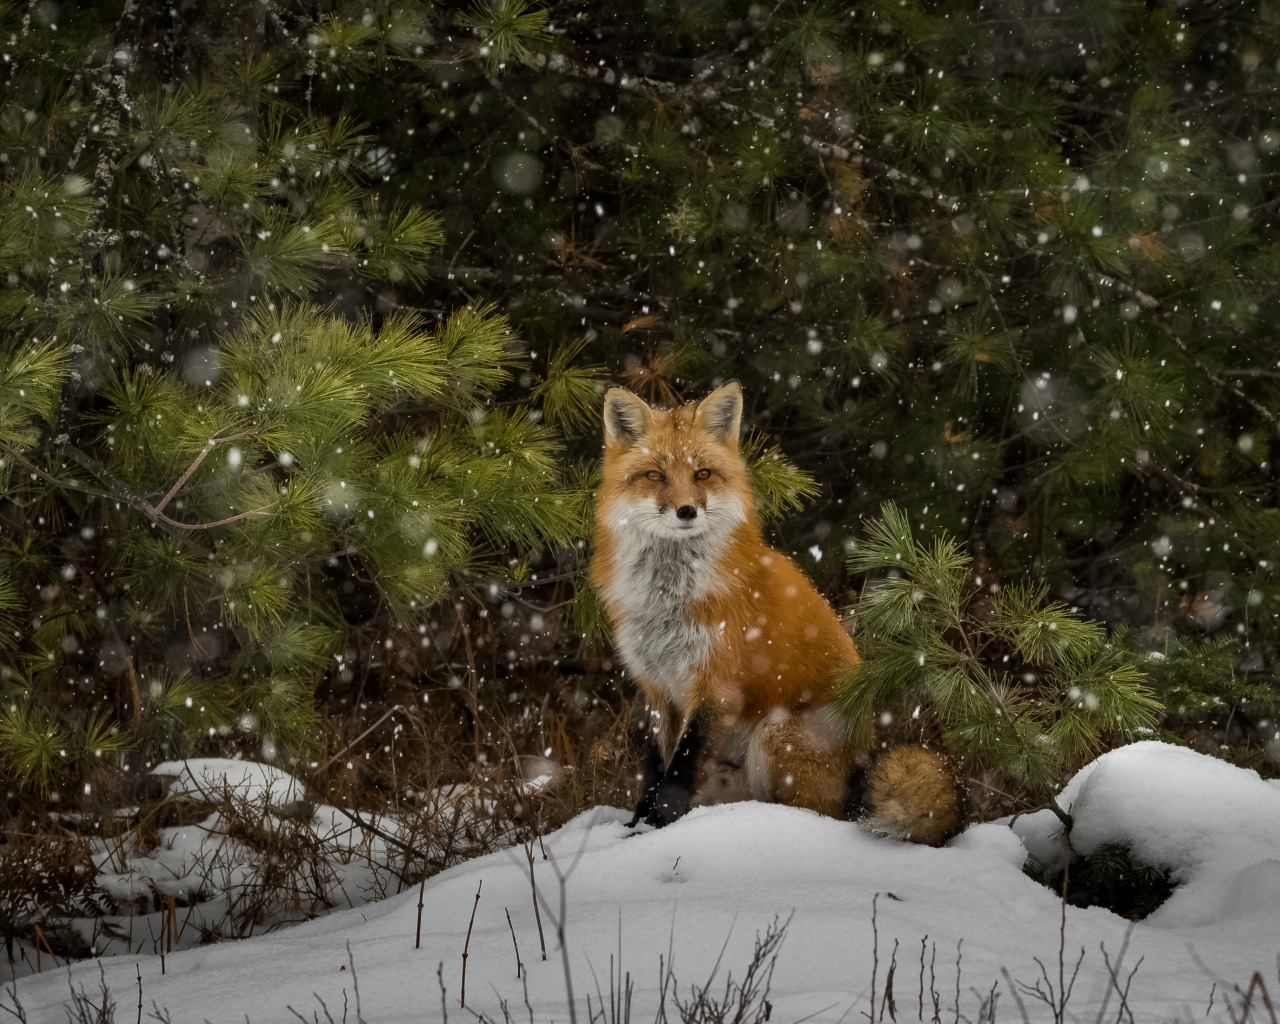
[639,710,707,828]
[626,731,666,827]
[626,699,676,826]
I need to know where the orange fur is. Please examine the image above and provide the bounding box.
[861,747,967,846]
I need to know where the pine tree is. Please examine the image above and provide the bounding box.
[5,0,1278,802]
[395,0,1280,778]
[837,503,1161,793]
[0,0,600,794]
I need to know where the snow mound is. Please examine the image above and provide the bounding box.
[1010,741,1280,927]
[152,758,308,805]
[947,821,1028,869]
[12,744,1278,1023]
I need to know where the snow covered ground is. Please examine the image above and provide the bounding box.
[5,758,506,980]
[8,742,1280,1023]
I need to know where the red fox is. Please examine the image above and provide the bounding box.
[592,381,966,845]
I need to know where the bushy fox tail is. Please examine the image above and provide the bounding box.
[845,746,968,847]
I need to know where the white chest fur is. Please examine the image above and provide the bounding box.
[603,532,724,707]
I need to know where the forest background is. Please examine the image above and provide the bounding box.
[2,0,1280,961]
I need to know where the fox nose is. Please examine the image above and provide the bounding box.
[675,505,698,521]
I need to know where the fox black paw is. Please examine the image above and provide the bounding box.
[642,785,691,828]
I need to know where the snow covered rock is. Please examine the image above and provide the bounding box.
[947,820,1028,869]
[1010,740,1280,926]
[152,758,309,806]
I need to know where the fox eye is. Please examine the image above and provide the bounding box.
[694,468,712,481]
[645,470,666,483]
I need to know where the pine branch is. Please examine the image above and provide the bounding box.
[149,436,225,517]
[8,440,273,532]
[543,52,963,210]
[841,504,1160,791]
[4,0,40,87]
[71,0,143,275]
[154,506,276,531]
[482,71,611,177]
[1091,271,1279,427]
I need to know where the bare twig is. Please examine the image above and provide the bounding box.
[1107,951,1142,1024]
[530,819,598,1024]
[149,430,254,517]
[167,895,178,954]
[953,940,962,1024]
[1059,858,1086,1021]
[1239,972,1278,1024]
[330,805,416,862]
[505,908,524,979]
[460,880,483,1008]
[1001,967,1031,1024]
[525,840,547,962]
[127,658,143,725]
[868,893,879,1023]
[880,939,898,1023]
[1008,798,1074,843]
[345,942,365,1024]
[930,941,940,1024]
[457,610,483,767]
[1093,923,1138,1024]
[918,936,928,1022]
[182,589,207,657]
[9,442,273,531]
[981,981,1000,1024]
[153,507,274,531]
[413,852,430,951]
[32,925,60,969]
[315,706,403,777]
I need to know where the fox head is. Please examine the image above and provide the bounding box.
[597,381,754,542]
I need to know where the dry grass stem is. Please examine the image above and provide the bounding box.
[461,880,483,1008]
[505,907,524,979]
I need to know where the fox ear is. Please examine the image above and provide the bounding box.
[695,381,743,446]
[603,387,651,446]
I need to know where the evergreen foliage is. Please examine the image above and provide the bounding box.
[402,0,1280,778]
[1027,842,1177,920]
[1138,632,1279,769]
[3,0,1278,802]
[0,0,600,793]
[837,504,1161,792]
